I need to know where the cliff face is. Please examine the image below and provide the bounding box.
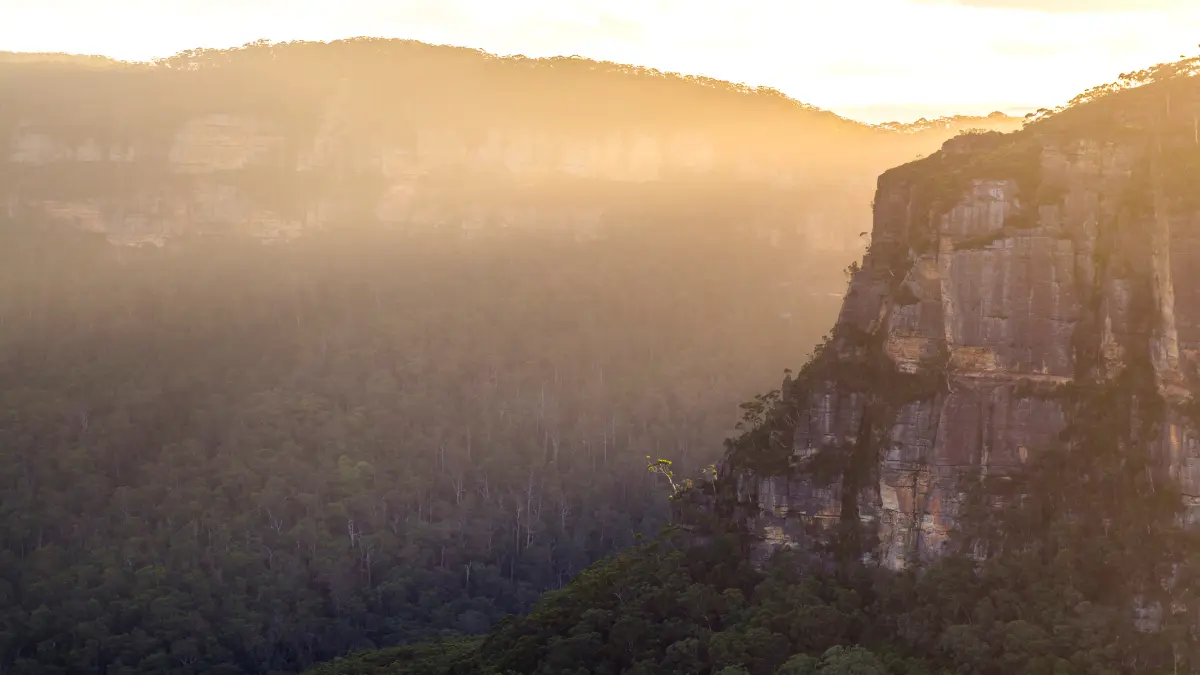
[721,67,1200,570]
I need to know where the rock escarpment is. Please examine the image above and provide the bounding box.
[0,40,1018,256]
[720,64,1200,570]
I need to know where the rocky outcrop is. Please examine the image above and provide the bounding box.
[721,94,1200,569]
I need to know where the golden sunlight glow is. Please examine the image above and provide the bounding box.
[4,0,1199,122]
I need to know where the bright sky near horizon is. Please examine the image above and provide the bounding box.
[2,0,1198,123]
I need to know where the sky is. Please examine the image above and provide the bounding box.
[2,0,1198,123]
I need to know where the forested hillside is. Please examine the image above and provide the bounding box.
[305,419,1200,675]
[0,40,1024,674]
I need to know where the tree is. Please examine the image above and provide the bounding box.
[815,646,886,675]
[776,654,818,675]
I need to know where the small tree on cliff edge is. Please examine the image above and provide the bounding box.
[647,457,681,496]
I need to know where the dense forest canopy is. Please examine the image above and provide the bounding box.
[306,424,1200,675]
[0,217,844,673]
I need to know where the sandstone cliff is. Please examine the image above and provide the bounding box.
[720,57,1200,571]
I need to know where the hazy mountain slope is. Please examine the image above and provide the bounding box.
[1,39,1020,249]
[0,40,1025,674]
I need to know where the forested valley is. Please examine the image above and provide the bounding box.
[0,40,1026,674]
[0,216,839,673]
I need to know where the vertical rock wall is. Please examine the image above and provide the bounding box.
[723,129,1200,569]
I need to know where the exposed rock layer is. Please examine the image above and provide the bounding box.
[0,41,1019,254]
[723,107,1200,569]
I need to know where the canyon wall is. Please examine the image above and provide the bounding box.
[721,95,1200,570]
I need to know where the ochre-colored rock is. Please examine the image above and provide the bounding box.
[722,105,1200,570]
